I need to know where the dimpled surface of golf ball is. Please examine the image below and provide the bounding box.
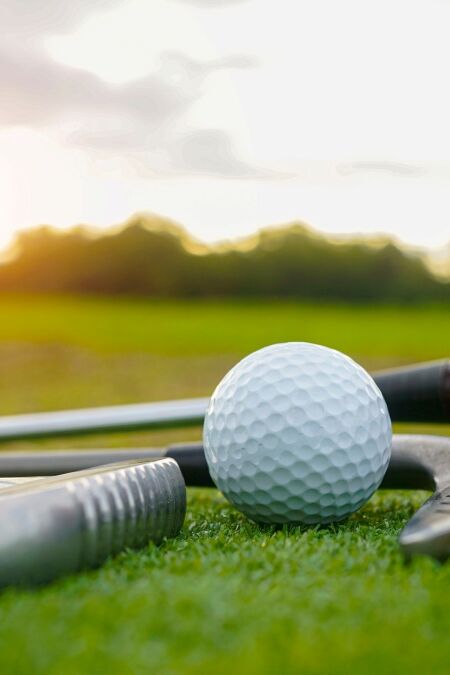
[203,342,392,524]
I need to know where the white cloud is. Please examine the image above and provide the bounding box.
[0,1,123,38]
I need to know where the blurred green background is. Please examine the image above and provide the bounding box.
[0,294,448,451]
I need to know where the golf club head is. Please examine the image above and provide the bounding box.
[380,434,450,561]
[0,458,186,587]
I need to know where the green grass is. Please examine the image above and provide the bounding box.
[1,491,450,675]
[0,294,448,360]
[0,296,449,674]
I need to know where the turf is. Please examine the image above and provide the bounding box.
[1,490,450,675]
[0,295,448,360]
[0,296,449,674]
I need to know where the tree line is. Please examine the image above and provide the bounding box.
[0,214,448,302]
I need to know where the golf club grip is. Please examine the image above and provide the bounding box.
[374,360,450,423]
[0,458,186,587]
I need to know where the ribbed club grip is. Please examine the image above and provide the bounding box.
[0,458,186,587]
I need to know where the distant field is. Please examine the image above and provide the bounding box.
[0,295,448,446]
[0,296,449,675]
[0,294,448,359]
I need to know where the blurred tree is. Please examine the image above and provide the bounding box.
[0,215,448,303]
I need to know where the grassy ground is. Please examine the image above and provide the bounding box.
[0,296,449,674]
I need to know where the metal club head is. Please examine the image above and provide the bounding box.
[381,434,450,561]
[0,458,186,587]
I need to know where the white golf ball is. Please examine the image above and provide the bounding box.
[203,342,392,524]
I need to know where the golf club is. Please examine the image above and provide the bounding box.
[0,359,447,442]
[0,434,449,560]
[0,458,186,587]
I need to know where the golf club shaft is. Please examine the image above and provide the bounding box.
[0,398,210,442]
[0,360,447,443]
[0,444,212,483]
[0,435,446,490]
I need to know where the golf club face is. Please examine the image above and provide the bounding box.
[0,458,186,587]
[1,435,449,561]
[0,360,447,442]
[381,435,450,561]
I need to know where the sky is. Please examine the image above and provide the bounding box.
[1,0,450,254]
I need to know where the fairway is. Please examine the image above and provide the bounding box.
[0,296,449,674]
[0,295,449,359]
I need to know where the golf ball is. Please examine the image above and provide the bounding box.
[203,342,392,524]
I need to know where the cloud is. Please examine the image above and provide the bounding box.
[337,161,426,178]
[211,55,259,70]
[0,43,200,132]
[174,0,249,7]
[170,128,267,177]
[0,39,263,176]
[0,1,266,178]
[1,1,124,37]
